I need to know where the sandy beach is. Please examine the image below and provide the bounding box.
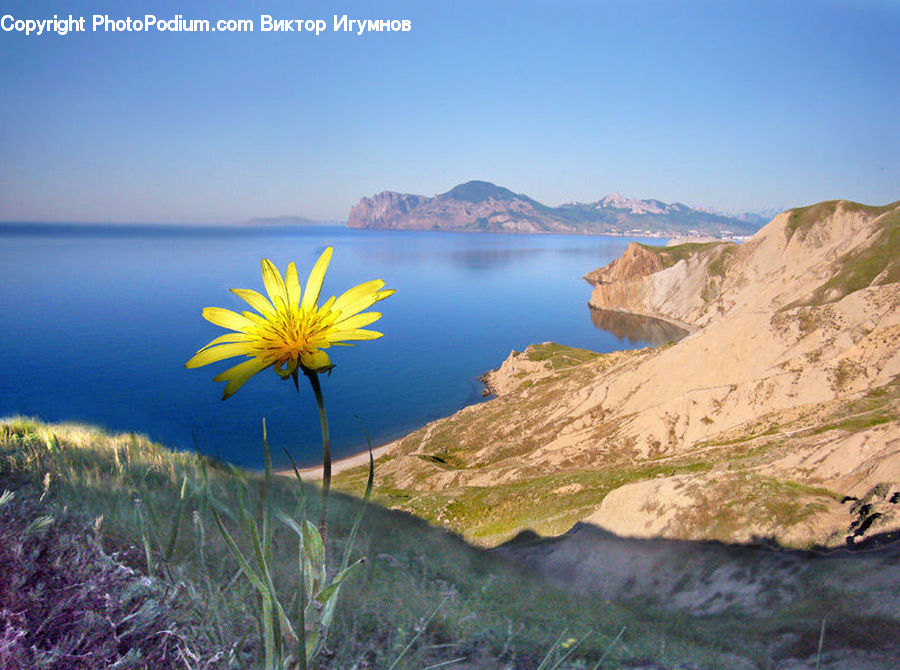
[278,442,396,481]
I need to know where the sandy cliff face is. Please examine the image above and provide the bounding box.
[335,200,900,549]
[586,240,736,325]
[583,241,666,284]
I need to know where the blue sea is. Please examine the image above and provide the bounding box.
[0,224,682,468]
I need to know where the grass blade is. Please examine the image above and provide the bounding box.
[421,658,466,669]
[816,618,826,670]
[163,475,188,563]
[536,629,567,670]
[282,447,308,513]
[341,417,375,572]
[591,626,626,670]
[0,489,14,508]
[387,593,452,670]
[296,522,309,670]
[200,461,268,595]
[547,630,591,670]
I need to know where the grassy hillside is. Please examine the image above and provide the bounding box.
[783,200,898,242]
[0,417,756,669]
[333,341,899,550]
[796,206,899,308]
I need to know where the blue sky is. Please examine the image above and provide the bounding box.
[0,0,897,222]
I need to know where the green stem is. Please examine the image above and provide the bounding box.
[304,368,331,544]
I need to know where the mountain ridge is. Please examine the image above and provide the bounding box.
[348,180,767,237]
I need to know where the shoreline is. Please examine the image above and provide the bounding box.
[277,441,397,481]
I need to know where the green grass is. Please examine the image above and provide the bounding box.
[783,200,898,242]
[779,479,844,502]
[638,241,732,269]
[811,383,899,434]
[805,209,899,306]
[777,201,900,310]
[525,342,603,369]
[668,473,840,545]
[0,416,741,669]
[706,244,738,278]
[359,461,716,546]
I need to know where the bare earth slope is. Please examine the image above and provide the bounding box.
[334,200,900,550]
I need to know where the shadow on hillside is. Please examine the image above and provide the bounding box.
[493,522,900,619]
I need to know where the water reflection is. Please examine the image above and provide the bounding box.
[589,308,688,346]
[350,231,639,273]
[357,245,548,270]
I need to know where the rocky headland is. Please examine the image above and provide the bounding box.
[334,199,900,550]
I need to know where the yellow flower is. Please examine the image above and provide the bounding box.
[186,247,394,399]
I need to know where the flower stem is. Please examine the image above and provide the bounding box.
[303,368,331,543]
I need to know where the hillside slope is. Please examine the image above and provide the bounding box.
[6,420,900,669]
[334,200,900,549]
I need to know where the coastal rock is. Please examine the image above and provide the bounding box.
[586,240,734,324]
[347,191,429,229]
[583,241,665,284]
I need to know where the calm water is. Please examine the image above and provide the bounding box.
[0,224,680,468]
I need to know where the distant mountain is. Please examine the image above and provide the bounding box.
[245,216,342,226]
[347,181,765,237]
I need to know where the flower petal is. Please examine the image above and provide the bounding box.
[300,349,332,371]
[334,311,381,330]
[185,343,252,369]
[260,259,288,307]
[333,279,385,315]
[202,307,255,332]
[285,262,302,311]
[336,287,395,318]
[198,333,251,352]
[241,311,267,325]
[319,295,336,313]
[213,357,271,399]
[230,288,275,317]
[328,328,383,341]
[270,295,289,315]
[301,247,333,311]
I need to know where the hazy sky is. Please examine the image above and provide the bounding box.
[1,0,897,223]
